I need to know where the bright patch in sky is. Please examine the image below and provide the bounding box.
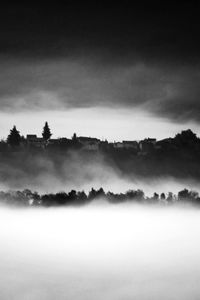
[0,108,199,141]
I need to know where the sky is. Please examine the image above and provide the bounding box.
[1,2,200,141]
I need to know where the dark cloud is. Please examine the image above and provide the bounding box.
[0,3,200,122]
[0,58,168,109]
[156,79,200,122]
[0,2,200,63]
[0,57,200,122]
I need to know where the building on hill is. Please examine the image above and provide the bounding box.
[47,138,60,146]
[122,141,139,150]
[139,138,157,153]
[113,142,124,149]
[26,135,44,148]
[77,136,100,150]
[156,138,175,150]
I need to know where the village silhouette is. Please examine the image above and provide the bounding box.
[2,121,200,156]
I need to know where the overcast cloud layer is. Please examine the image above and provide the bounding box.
[0,58,200,123]
[0,3,200,123]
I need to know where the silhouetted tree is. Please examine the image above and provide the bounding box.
[42,122,52,141]
[135,189,145,201]
[178,189,190,201]
[160,193,166,200]
[72,133,77,141]
[175,129,198,146]
[150,192,159,202]
[88,188,97,200]
[166,192,175,203]
[7,126,21,147]
[68,190,77,202]
[71,132,81,149]
[76,191,88,204]
[178,189,199,203]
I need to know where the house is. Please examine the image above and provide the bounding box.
[77,136,100,150]
[47,138,60,146]
[156,138,175,150]
[139,138,157,152]
[113,142,124,149]
[26,135,44,148]
[122,141,139,150]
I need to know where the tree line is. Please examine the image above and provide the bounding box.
[0,188,200,207]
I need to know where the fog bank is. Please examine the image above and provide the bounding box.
[0,205,200,299]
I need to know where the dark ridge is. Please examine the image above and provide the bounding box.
[1,128,200,182]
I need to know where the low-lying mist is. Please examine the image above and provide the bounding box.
[0,205,200,300]
[0,149,200,196]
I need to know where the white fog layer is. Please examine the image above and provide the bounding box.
[0,205,199,300]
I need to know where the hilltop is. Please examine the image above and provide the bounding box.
[0,123,200,191]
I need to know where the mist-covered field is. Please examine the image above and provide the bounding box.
[0,204,200,300]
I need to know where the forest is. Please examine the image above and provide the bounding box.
[0,188,199,207]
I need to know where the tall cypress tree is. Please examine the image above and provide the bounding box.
[7,126,21,146]
[42,122,52,141]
